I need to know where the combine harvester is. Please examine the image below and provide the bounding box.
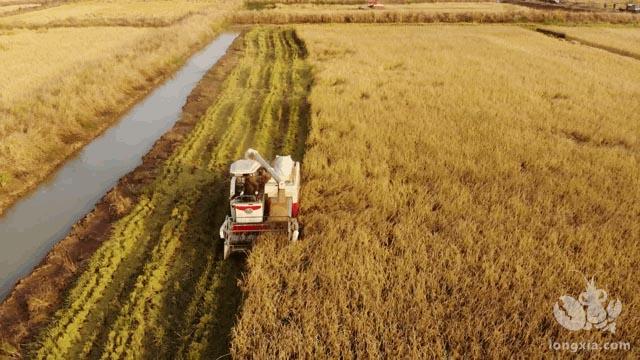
[367,0,385,8]
[623,3,640,12]
[219,149,301,259]
[358,0,384,9]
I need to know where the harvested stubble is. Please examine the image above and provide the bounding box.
[230,24,640,358]
[31,27,311,359]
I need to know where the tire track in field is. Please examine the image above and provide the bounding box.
[31,27,312,360]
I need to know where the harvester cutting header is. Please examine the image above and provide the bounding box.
[219,149,301,259]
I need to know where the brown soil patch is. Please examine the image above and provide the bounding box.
[0,32,244,357]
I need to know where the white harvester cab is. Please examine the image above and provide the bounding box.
[220,149,301,259]
[228,159,265,224]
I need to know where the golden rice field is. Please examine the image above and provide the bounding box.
[567,0,631,4]
[0,0,50,3]
[0,27,153,103]
[236,2,531,22]
[232,2,640,24]
[1,0,640,357]
[234,2,535,24]
[0,0,230,27]
[230,24,640,358]
[0,3,39,15]
[0,0,241,216]
[544,25,640,58]
[0,0,42,5]
[245,0,486,4]
[264,2,528,13]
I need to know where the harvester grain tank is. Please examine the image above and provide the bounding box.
[219,149,300,259]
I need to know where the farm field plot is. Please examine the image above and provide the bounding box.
[0,27,153,103]
[0,0,51,3]
[231,24,640,358]
[543,25,640,58]
[0,0,240,216]
[0,3,39,15]
[235,1,536,23]
[232,1,640,24]
[0,0,228,27]
[245,0,490,4]
[0,0,43,5]
[263,2,527,13]
[565,0,631,4]
[27,27,311,359]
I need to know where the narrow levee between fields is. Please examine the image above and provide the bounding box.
[534,26,640,62]
[24,26,312,360]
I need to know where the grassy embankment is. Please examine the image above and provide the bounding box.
[266,2,527,12]
[231,1,640,24]
[231,24,640,358]
[30,27,311,359]
[0,0,240,216]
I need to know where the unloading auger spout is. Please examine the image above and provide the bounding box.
[244,148,285,187]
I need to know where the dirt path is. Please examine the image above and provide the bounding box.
[5,27,311,359]
[0,33,245,358]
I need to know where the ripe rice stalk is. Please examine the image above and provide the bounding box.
[230,24,640,358]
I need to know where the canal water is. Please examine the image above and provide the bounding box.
[0,32,239,300]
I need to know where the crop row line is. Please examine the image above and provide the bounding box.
[35,198,155,359]
[100,205,191,359]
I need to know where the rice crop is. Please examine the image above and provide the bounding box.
[0,0,224,28]
[230,24,640,358]
[229,5,640,24]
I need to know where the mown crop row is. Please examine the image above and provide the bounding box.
[32,27,311,359]
[35,197,155,359]
[101,205,190,359]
